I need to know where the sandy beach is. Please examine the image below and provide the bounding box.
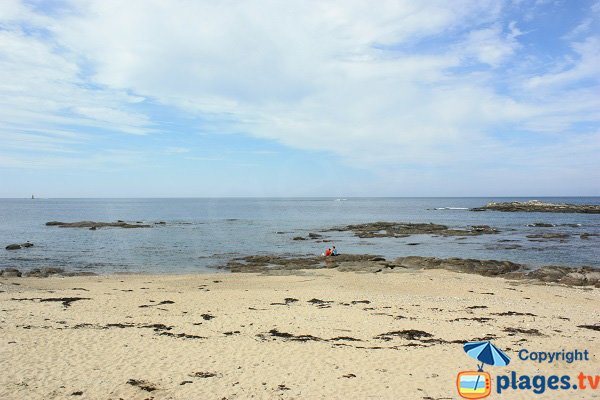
[1,266,598,400]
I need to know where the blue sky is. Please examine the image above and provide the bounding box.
[0,0,599,197]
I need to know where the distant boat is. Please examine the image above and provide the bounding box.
[31,195,35,199]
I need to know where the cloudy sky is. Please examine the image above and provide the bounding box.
[1,0,599,197]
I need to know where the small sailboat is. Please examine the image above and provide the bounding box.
[31,194,35,199]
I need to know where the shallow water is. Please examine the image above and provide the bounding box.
[1,197,599,274]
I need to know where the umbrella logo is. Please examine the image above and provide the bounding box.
[456,341,511,399]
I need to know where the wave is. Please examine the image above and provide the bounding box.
[434,207,469,210]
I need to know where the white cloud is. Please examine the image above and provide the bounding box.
[0,0,599,193]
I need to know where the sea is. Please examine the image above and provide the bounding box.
[1,197,599,274]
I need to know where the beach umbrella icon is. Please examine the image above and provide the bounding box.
[463,341,511,395]
[464,341,511,370]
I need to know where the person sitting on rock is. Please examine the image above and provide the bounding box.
[324,248,332,257]
[331,246,338,256]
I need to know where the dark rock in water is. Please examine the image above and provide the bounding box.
[5,242,33,250]
[89,226,97,230]
[471,200,600,214]
[155,221,166,225]
[526,233,569,239]
[25,267,65,278]
[62,271,98,277]
[308,233,322,239]
[527,222,555,227]
[327,221,498,238]
[1,268,22,277]
[292,236,306,241]
[580,233,600,240]
[46,221,151,229]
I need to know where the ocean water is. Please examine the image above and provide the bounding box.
[0,197,599,274]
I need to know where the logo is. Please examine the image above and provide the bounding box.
[457,341,511,399]
[457,371,492,399]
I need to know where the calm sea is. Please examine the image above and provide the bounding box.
[1,197,599,274]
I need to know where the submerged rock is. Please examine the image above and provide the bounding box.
[46,221,151,229]
[526,233,570,239]
[471,200,600,214]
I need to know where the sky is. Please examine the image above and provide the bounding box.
[0,0,599,197]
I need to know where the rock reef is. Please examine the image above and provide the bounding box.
[326,222,498,238]
[219,254,600,287]
[46,221,151,229]
[471,200,600,214]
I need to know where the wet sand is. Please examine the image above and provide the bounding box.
[1,268,598,399]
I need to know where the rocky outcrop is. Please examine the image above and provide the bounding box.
[393,256,522,276]
[46,221,151,229]
[221,254,599,287]
[1,268,22,277]
[25,267,65,277]
[5,242,33,250]
[223,254,384,273]
[526,266,600,287]
[327,222,498,238]
[0,267,97,278]
[471,200,600,214]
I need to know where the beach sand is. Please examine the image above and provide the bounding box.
[1,268,598,399]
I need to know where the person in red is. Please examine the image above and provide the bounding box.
[324,248,332,257]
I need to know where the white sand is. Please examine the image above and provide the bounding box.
[1,268,598,399]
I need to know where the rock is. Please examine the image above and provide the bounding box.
[527,266,600,287]
[25,267,65,278]
[471,200,600,214]
[46,221,151,229]
[308,233,322,239]
[89,226,97,230]
[223,253,600,288]
[224,254,382,273]
[1,268,22,277]
[526,233,569,239]
[292,236,306,240]
[327,222,498,238]
[580,233,600,240]
[5,242,33,250]
[527,223,555,227]
[393,256,522,276]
